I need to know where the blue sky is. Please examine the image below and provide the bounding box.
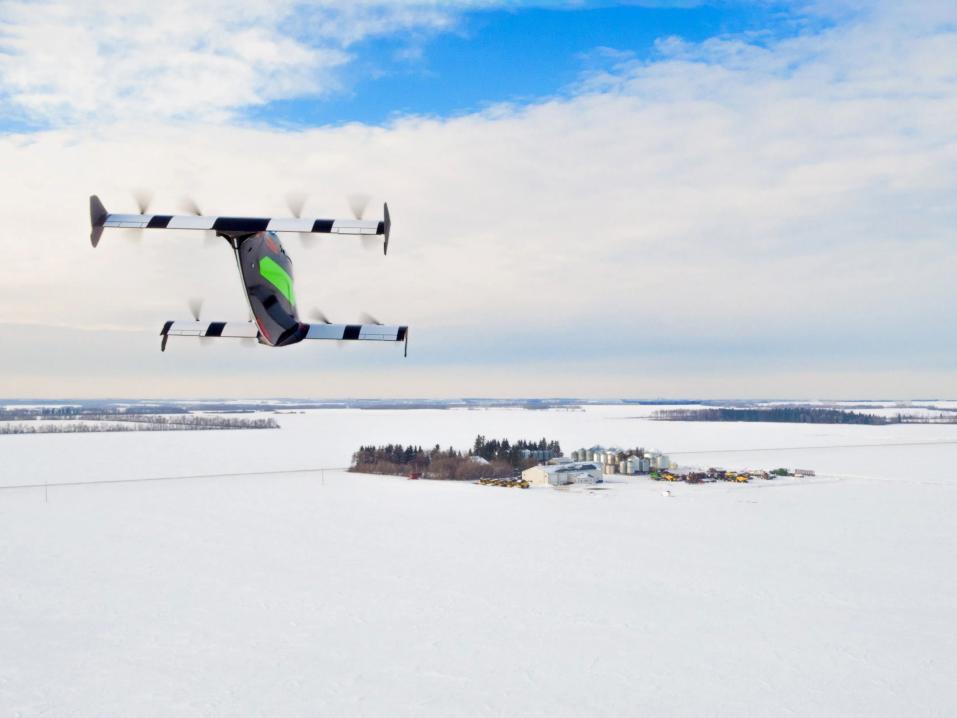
[249,2,807,128]
[0,0,843,132]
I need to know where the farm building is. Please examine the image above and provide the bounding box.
[522,462,603,486]
[520,448,558,462]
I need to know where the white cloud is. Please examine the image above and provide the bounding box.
[0,1,955,397]
[0,1,852,125]
[0,0,510,123]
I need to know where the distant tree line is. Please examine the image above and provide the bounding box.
[0,405,276,422]
[0,406,190,420]
[651,407,957,425]
[351,435,563,480]
[0,415,279,435]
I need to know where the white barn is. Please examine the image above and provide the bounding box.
[522,462,603,486]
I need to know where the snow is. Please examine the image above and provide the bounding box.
[1,405,956,716]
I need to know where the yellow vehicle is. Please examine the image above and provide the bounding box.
[735,474,749,483]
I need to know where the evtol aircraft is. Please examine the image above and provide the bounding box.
[89,194,408,355]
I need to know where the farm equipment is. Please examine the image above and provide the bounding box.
[478,478,529,489]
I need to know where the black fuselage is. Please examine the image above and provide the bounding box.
[233,231,306,347]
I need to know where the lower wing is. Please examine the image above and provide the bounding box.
[159,320,408,354]
[305,323,409,356]
[159,320,259,351]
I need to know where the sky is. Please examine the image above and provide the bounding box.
[0,0,955,399]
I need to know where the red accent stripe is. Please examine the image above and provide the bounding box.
[256,319,271,344]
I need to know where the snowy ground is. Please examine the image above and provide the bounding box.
[1,405,956,716]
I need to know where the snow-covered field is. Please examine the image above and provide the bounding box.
[1,405,956,716]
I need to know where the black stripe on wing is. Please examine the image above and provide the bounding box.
[148,215,173,228]
[213,217,271,232]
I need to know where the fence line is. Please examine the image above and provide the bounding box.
[0,466,349,492]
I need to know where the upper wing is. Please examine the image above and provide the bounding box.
[90,195,391,252]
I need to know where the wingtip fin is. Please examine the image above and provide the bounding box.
[383,202,391,256]
[89,195,108,248]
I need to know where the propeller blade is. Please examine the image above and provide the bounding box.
[360,235,381,252]
[309,309,332,324]
[188,298,203,322]
[178,197,220,246]
[288,195,314,248]
[309,309,345,348]
[286,192,307,218]
[179,197,203,216]
[133,189,153,214]
[348,193,371,220]
[359,312,382,326]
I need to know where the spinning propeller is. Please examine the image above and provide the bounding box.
[349,193,385,253]
[308,308,332,324]
[117,189,155,242]
[179,197,219,246]
[188,297,204,322]
[286,192,318,248]
[133,189,153,214]
[188,298,213,349]
[309,308,345,348]
[168,298,254,350]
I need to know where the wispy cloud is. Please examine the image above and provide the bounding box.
[0,0,511,124]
